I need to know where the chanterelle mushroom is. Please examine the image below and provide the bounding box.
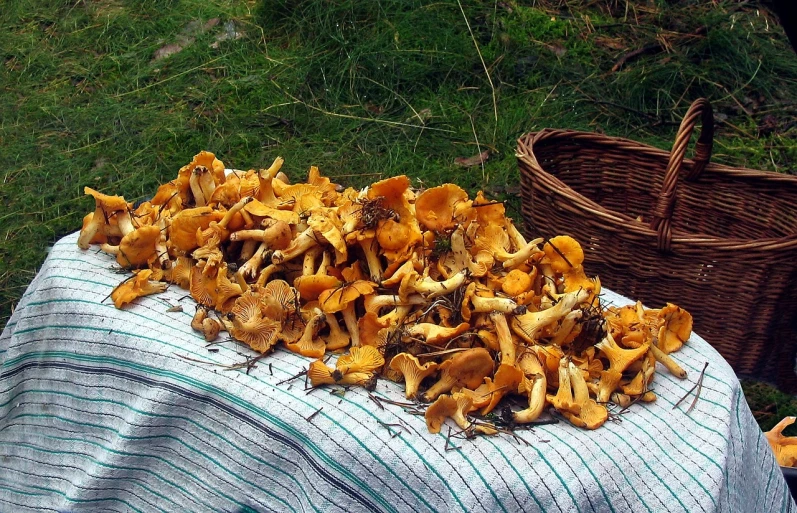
[389,353,439,399]
[110,269,168,308]
[422,348,494,402]
[765,417,797,467]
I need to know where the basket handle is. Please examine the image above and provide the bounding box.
[650,98,714,252]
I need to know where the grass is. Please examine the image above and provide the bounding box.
[1,0,796,425]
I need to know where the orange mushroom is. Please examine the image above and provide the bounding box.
[110,269,168,308]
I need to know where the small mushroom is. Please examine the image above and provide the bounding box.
[285,308,327,358]
[656,303,693,354]
[389,353,439,399]
[229,290,282,353]
[110,269,168,308]
[422,348,494,402]
[595,332,649,374]
[78,187,135,250]
[405,322,470,346]
[335,345,385,377]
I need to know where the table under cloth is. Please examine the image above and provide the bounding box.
[1,232,794,513]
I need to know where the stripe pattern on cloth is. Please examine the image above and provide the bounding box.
[0,232,794,512]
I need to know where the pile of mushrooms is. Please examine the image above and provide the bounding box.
[78,151,693,433]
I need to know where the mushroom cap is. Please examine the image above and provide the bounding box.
[389,353,439,399]
[480,363,523,415]
[243,199,300,225]
[406,322,470,346]
[110,269,167,308]
[116,225,161,268]
[189,262,219,307]
[318,280,375,314]
[215,263,244,312]
[424,395,458,434]
[262,279,299,320]
[657,303,693,354]
[308,208,347,261]
[294,274,343,302]
[501,269,533,297]
[543,235,584,274]
[190,150,227,186]
[415,183,474,232]
[285,309,326,358]
[84,186,130,213]
[446,347,495,390]
[151,181,184,212]
[169,207,225,253]
[336,345,385,375]
[308,360,336,387]
[166,256,194,290]
[368,175,411,205]
[473,190,506,229]
[229,290,282,352]
[281,183,326,213]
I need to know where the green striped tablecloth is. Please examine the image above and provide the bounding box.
[1,232,794,512]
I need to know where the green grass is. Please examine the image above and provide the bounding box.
[1,0,796,424]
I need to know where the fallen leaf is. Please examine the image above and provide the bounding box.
[153,43,183,61]
[364,103,383,115]
[758,114,779,136]
[593,36,626,50]
[454,150,490,168]
[546,43,566,58]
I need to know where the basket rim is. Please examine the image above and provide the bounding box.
[516,129,797,252]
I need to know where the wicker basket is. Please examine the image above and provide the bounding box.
[517,98,797,391]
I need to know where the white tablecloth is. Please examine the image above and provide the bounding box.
[1,232,794,512]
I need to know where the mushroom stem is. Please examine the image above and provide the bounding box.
[340,303,361,347]
[549,310,583,346]
[271,227,319,264]
[379,305,412,326]
[324,313,350,350]
[301,246,323,276]
[471,296,525,315]
[229,219,292,249]
[358,237,383,282]
[191,305,209,332]
[505,220,528,250]
[513,352,547,424]
[257,156,284,207]
[502,237,544,269]
[414,270,468,299]
[490,312,516,365]
[155,217,171,269]
[201,317,221,341]
[238,241,268,280]
[364,293,427,315]
[648,343,687,379]
[218,196,253,228]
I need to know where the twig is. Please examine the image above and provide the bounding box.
[377,420,403,438]
[673,362,709,413]
[687,363,709,414]
[445,426,462,452]
[367,392,385,411]
[305,407,323,422]
[277,369,307,386]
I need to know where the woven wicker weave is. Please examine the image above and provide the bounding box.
[517,98,797,391]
